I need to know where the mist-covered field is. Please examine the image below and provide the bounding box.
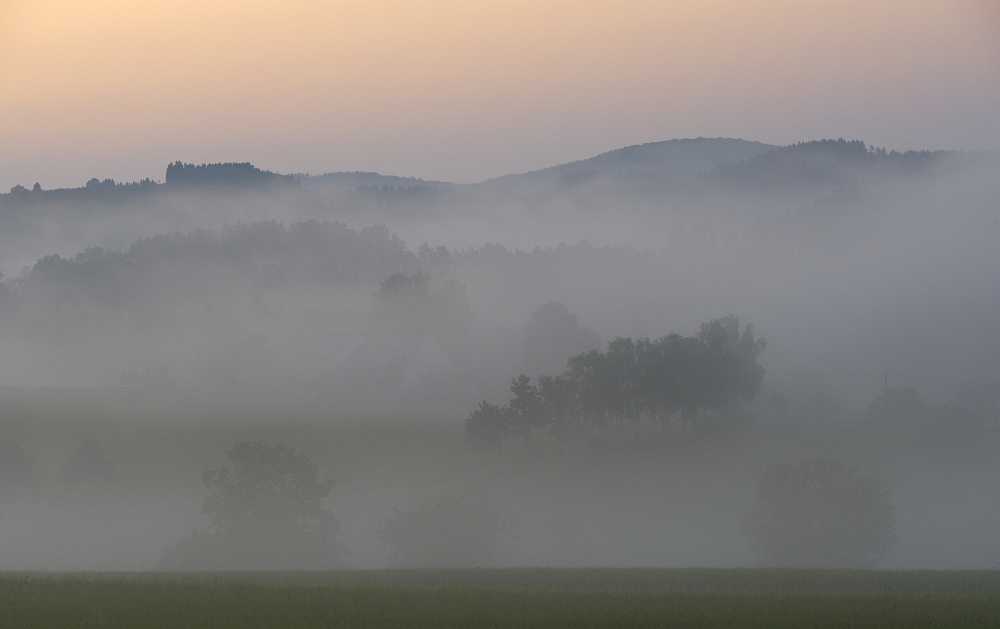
[6,3,999,626]
[0,139,997,574]
[0,385,996,571]
[2,141,998,407]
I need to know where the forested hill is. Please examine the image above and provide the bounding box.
[0,138,994,282]
[0,135,996,408]
[7,138,768,198]
[165,161,299,188]
[5,138,981,204]
[297,171,458,191]
[2,162,299,202]
[477,137,775,190]
[704,140,961,192]
[475,139,980,199]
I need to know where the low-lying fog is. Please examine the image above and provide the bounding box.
[0,139,996,571]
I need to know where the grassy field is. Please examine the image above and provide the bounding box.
[3,569,999,628]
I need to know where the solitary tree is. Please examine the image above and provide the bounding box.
[742,459,896,568]
[159,442,346,570]
[62,438,116,487]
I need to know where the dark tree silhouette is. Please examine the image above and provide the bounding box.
[464,401,509,453]
[537,374,580,444]
[633,335,683,427]
[686,315,766,431]
[508,374,545,451]
[466,315,767,449]
[165,161,298,188]
[566,348,619,429]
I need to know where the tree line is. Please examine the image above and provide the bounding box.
[5,220,415,308]
[465,315,766,452]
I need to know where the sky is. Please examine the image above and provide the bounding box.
[1,0,998,189]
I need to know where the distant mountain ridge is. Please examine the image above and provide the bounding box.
[4,138,989,199]
[297,172,459,191]
[293,138,777,191]
[478,138,776,189]
[704,139,960,192]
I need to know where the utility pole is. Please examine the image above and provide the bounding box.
[994,383,997,431]
[884,371,890,422]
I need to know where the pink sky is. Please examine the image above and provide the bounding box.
[1,0,998,188]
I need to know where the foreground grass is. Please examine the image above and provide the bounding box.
[2,571,1000,628]
[247,567,1000,592]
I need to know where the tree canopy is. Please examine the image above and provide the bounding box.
[159,442,345,570]
[465,316,765,451]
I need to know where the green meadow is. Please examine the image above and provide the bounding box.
[3,569,999,629]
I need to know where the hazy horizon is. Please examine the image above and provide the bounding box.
[3,1,999,191]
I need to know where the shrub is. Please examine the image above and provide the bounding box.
[743,458,896,568]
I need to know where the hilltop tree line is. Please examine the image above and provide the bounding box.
[705,139,953,192]
[4,141,975,220]
[6,162,296,199]
[3,221,414,308]
[465,315,766,452]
